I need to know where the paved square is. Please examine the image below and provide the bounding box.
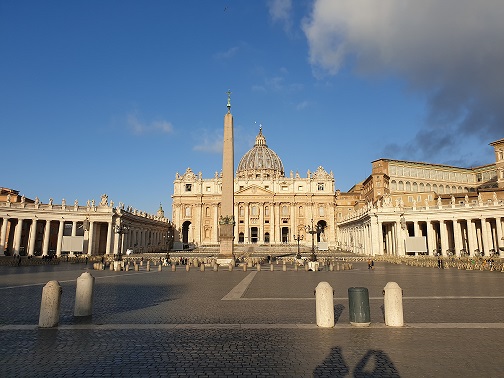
[0,260,503,377]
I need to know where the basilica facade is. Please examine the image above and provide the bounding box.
[171,124,504,257]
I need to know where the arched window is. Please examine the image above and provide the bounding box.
[282,205,289,216]
[412,182,418,192]
[265,206,270,217]
[185,206,191,217]
[251,205,258,216]
[319,206,325,216]
[405,181,411,191]
[398,181,404,191]
[240,206,244,217]
[264,232,270,243]
[390,180,397,191]
[299,206,304,217]
[205,207,210,217]
[419,183,425,192]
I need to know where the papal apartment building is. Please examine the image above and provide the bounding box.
[172,125,504,257]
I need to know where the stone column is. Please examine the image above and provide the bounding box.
[28,219,37,256]
[467,219,477,256]
[426,221,436,254]
[270,202,276,244]
[105,221,112,255]
[56,220,64,257]
[0,217,8,255]
[12,218,23,255]
[440,220,449,256]
[495,217,503,251]
[259,202,264,243]
[413,221,421,237]
[244,204,249,243]
[71,221,77,236]
[42,220,51,256]
[480,218,492,253]
[453,220,463,256]
[213,204,220,243]
[88,221,94,255]
[376,220,384,256]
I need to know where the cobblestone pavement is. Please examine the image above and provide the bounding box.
[0,260,503,377]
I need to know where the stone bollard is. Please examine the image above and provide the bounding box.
[348,287,371,326]
[146,261,151,272]
[336,262,340,271]
[257,263,261,271]
[74,272,95,317]
[140,260,143,266]
[158,264,162,272]
[171,264,176,272]
[39,280,62,328]
[383,282,404,327]
[295,264,298,272]
[134,263,139,271]
[315,282,334,328]
[200,263,205,272]
[282,263,287,272]
[243,263,247,272]
[305,263,309,271]
[329,263,334,272]
[228,263,233,272]
[125,263,130,272]
[186,264,190,272]
[109,262,114,271]
[270,264,274,272]
[194,260,199,268]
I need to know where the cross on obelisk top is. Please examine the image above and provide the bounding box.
[226,89,231,113]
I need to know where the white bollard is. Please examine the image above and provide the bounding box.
[213,264,218,272]
[158,264,162,272]
[186,264,190,272]
[315,281,334,328]
[172,264,176,272]
[228,263,233,271]
[146,261,151,271]
[243,263,247,272]
[200,263,205,272]
[74,272,95,317]
[383,282,404,327]
[39,280,62,328]
[282,263,287,272]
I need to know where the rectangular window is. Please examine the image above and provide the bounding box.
[408,196,413,202]
[318,183,324,191]
[417,195,421,202]
[265,186,269,190]
[206,186,211,192]
[282,186,288,191]
[185,184,192,192]
[298,186,303,191]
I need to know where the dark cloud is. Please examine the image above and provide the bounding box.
[303,0,504,164]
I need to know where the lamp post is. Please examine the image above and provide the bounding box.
[293,234,304,259]
[114,221,130,261]
[305,219,320,262]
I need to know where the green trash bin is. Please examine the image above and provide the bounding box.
[348,287,370,326]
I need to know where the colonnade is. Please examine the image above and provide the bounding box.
[0,215,171,257]
[339,208,504,257]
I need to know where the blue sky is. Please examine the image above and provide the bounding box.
[1,0,503,216]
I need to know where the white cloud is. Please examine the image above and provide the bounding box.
[302,0,504,160]
[213,46,239,60]
[193,129,223,154]
[267,0,293,33]
[127,114,174,135]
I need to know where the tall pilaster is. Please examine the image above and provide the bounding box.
[219,90,235,258]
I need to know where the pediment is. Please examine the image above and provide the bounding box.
[235,185,273,196]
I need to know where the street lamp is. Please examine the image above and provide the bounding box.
[305,219,321,262]
[114,221,130,261]
[293,234,304,259]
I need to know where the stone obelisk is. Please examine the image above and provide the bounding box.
[218,90,235,261]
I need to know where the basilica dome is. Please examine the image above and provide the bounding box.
[236,127,284,179]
